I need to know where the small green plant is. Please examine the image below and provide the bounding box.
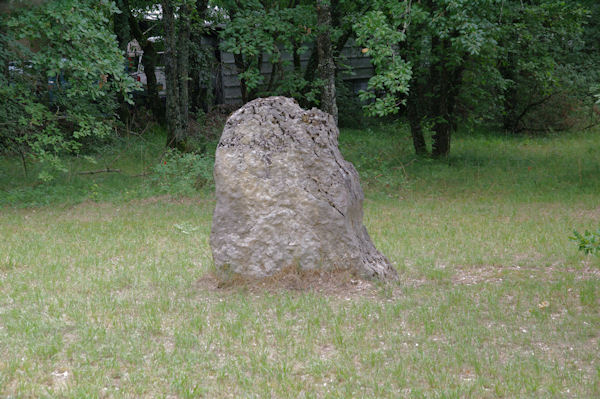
[151,149,214,195]
[89,183,101,202]
[173,222,200,235]
[570,228,600,255]
[195,109,206,126]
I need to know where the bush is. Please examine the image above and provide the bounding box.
[151,149,214,195]
[337,80,366,128]
[0,1,136,181]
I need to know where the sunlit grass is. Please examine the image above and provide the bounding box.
[0,125,599,397]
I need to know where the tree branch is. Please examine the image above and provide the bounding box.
[77,168,122,175]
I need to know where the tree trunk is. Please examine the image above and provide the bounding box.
[176,3,191,148]
[0,37,7,81]
[292,39,301,73]
[431,116,451,158]
[141,40,164,123]
[406,87,427,156]
[189,0,211,114]
[430,38,453,159]
[234,53,249,104]
[126,0,163,122]
[113,0,132,126]
[316,0,337,124]
[162,0,183,149]
[431,71,451,158]
[290,0,301,74]
[303,45,319,85]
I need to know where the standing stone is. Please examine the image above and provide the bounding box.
[210,97,397,280]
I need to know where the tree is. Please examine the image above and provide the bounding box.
[161,0,192,149]
[316,0,337,123]
[584,0,600,105]
[356,0,496,158]
[356,0,591,157]
[217,0,319,104]
[0,0,136,179]
[113,0,135,125]
[158,0,212,149]
[304,0,373,103]
[115,0,166,124]
[188,0,212,114]
[217,0,369,110]
[496,1,589,133]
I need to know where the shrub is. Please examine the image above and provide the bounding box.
[151,149,214,195]
[0,1,136,180]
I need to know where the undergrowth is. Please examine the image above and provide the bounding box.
[1,122,599,210]
[0,124,218,207]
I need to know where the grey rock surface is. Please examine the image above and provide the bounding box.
[210,96,397,280]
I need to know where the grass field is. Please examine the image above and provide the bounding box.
[1,124,599,398]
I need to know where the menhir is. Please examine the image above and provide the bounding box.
[210,96,397,281]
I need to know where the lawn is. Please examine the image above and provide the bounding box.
[1,125,599,398]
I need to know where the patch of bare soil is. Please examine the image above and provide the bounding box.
[451,265,512,286]
[66,201,118,222]
[575,206,600,221]
[195,262,600,299]
[568,263,600,280]
[195,266,402,299]
[451,263,600,286]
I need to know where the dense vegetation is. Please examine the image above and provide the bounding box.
[1,0,599,176]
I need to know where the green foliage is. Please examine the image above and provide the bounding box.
[151,149,214,195]
[271,72,323,105]
[354,0,595,152]
[0,124,165,207]
[353,6,411,116]
[570,228,600,256]
[218,2,318,102]
[216,0,370,106]
[0,0,136,180]
[354,0,502,157]
[494,0,593,132]
[582,1,600,106]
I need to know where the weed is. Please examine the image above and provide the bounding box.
[571,228,600,256]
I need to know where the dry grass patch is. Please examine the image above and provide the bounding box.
[196,267,403,300]
[130,194,214,206]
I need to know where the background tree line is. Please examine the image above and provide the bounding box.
[1,0,599,180]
